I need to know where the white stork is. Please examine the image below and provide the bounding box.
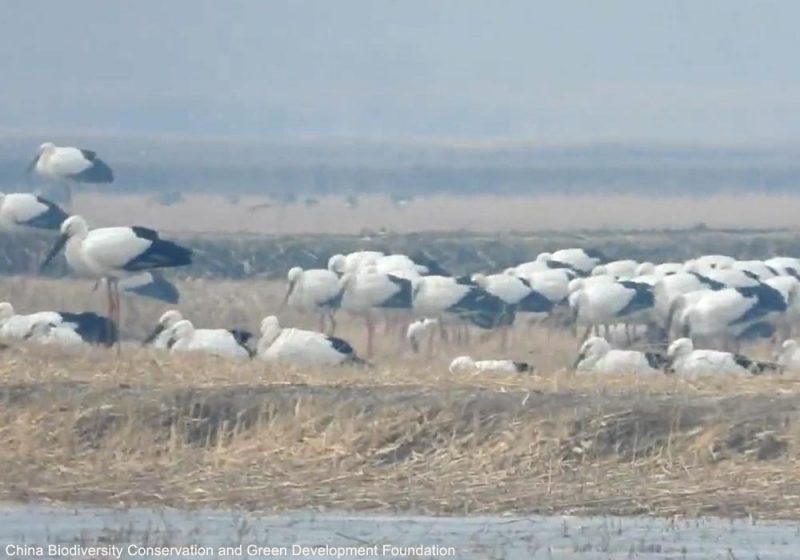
[765,257,800,279]
[541,248,607,275]
[257,315,366,367]
[668,284,787,344]
[283,267,341,333]
[337,270,413,356]
[1,303,117,346]
[448,355,532,375]
[569,279,656,342]
[165,319,253,359]
[0,192,67,233]
[327,251,383,275]
[667,338,775,378]
[574,336,665,375]
[27,142,114,205]
[40,215,192,342]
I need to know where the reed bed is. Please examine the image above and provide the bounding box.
[2,277,800,518]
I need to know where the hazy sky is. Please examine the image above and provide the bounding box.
[2,0,799,142]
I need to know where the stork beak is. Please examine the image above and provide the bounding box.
[26,155,39,174]
[142,324,165,345]
[572,352,585,370]
[280,281,295,310]
[40,233,68,271]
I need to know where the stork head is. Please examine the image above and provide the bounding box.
[574,336,610,370]
[282,267,304,309]
[166,320,194,348]
[536,252,552,263]
[287,266,303,283]
[667,337,693,360]
[328,254,346,274]
[60,215,89,238]
[0,302,14,322]
[143,310,183,345]
[41,215,88,271]
[37,142,56,155]
[636,262,655,276]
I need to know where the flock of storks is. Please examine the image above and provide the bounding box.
[2,142,800,378]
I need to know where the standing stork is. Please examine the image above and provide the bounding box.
[336,270,413,356]
[27,142,114,206]
[283,267,341,333]
[40,215,192,348]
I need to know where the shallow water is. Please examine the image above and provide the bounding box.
[1,503,799,559]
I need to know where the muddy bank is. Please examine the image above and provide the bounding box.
[2,381,800,518]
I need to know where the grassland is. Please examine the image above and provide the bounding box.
[2,278,800,519]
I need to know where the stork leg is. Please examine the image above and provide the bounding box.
[61,182,73,208]
[327,312,337,336]
[365,314,375,357]
[318,313,326,333]
[111,278,122,355]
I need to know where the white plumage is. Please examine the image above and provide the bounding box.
[257,315,363,366]
[24,322,84,346]
[28,142,114,205]
[541,248,607,275]
[328,251,383,274]
[653,272,721,326]
[765,257,800,277]
[518,269,576,304]
[41,215,192,338]
[776,339,800,372]
[667,338,755,378]
[0,303,61,339]
[591,260,639,279]
[669,285,786,341]
[0,192,67,233]
[337,270,412,355]
[406,317,438,353]
[411,275,472,316]
[166,319,251,359]
[0,302,116,346]
[570,279,655,338]
[574,337,664,375]
[448,355,531,375]
[143,310,185,348]
[688,255,736,272]
[731,260,778,280]
[693,267,761,288]
[284,267,341,332]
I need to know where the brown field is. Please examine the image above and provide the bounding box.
[3,277,800,518]
[68,192,800,235]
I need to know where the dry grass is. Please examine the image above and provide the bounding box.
[69,192,800,235]
[3,278,800,518]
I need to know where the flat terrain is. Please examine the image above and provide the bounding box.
[1,344,800,519]
[65,192,800,235]
[2,279,800,519]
